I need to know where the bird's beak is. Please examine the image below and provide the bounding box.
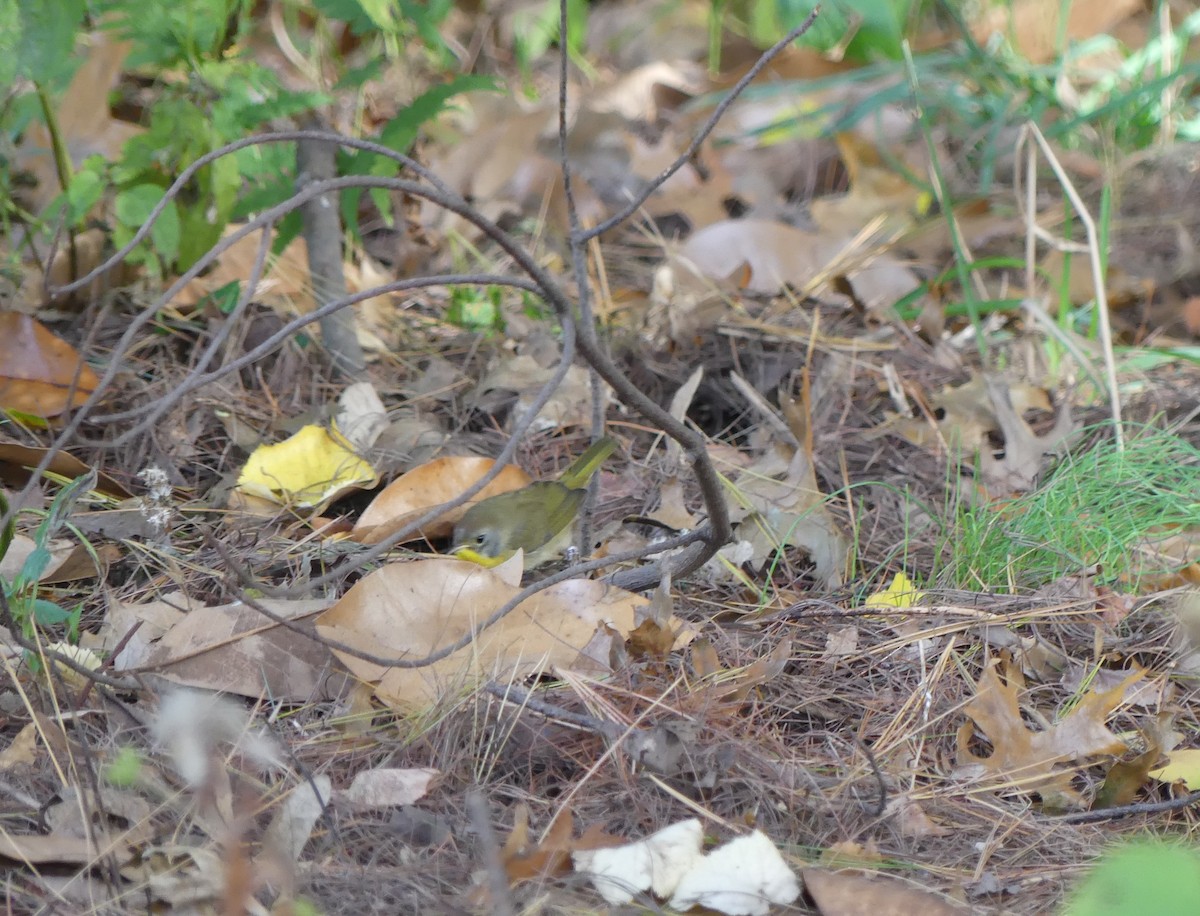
[451,545,512,568]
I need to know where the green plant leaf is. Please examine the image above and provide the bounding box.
[200,280,243,315]
[151,198,182,265]
[0,490,13,566]
[13,0,85,86]
[115,184,181,267]
[105,746,144,787]
[1065,841,1200,916]
[177,205,224,273]
[0,0,20,89]
[211,154,242,225]
[66,158,108,223]
[313,0,394,35]
[18,546,52,588]
[35,470,97,547]
[379,75,499,154]
[334,58,385,92]
[31,598,72,627]
[761,0,909,61]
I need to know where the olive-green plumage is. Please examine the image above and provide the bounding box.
[450,436,617,567]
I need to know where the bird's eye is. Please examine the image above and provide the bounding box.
[475,533,486,545]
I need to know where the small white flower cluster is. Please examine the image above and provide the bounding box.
[137,466,173,534]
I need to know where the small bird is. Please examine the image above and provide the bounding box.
[450,436,618,568]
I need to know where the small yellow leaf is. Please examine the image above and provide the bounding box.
[235,425,378,510]
[1150,748,1200,789]
[863,571,924,609]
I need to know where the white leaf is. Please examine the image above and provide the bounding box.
[572,818,704,904]
[668,830,801,916]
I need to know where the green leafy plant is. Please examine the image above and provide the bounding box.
[741,0,914,62]
[447,285,506,333]
[711,6,1200,190]
[509,0,591,82]
[0,472,96,641]
[4,0,486,277]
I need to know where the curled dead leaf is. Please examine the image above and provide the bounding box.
[352,457,531,544]
[0,313,100,417]
[314,558,644,710]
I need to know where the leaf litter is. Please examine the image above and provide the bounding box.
[6,3,1200,914]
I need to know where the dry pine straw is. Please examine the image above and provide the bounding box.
[16,297,1200,913]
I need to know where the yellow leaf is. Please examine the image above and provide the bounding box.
[863,571,924,609]
[235,425,378,510]
[1150,748,1200,789]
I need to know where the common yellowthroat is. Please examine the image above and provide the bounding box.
[450,436,618,568]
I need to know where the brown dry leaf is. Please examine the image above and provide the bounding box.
[503,806,575,884]
[337,767,439,811]
[1121,529,1200,590]
[970,0,1142,65]
[0,722,40,771]
[261,775,332,866]
[1184,296,1200,335]
[45,786,154,851]
[880,373,1052,454]
[42,542,120,585]
[172,226,313,315]
[1094,743,1162,809]
[821,841,884,869]
[725,639,793,702]
[1060,663,1167,712]
[878,372,1073,495]
[473,358,608,433]
[669,218,827,295]
[627,618,678,660]
[351,457,531,544]
[126,597,344,702]
[955,655,1140,804]
[0,832,120,867]
[15,31,141,213]
[636,139,737,233]
[803,868,968,915]
[0,443,132,497]
[808,133,929,238]
[19,228,122,310]
[97,594,189,669]
[898,199,1021,263]
[1039,248,1145,307]
[592,60,704,121]
[0,312,100,417]
[821,626,859,666]
[425,102,549,208]
[421,99,603,234]
[624,720,701,777]
[690,638,721,679]
[980,377,1077,494]
[314,559,644,710]
[684,638,792,704]
[335,381,389,453]
[647,368,703,531]
[833,250,925,314]
[0,535,74,582]
[124,844,226,911]
[886,795,952,839]
[729,446,848,589]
